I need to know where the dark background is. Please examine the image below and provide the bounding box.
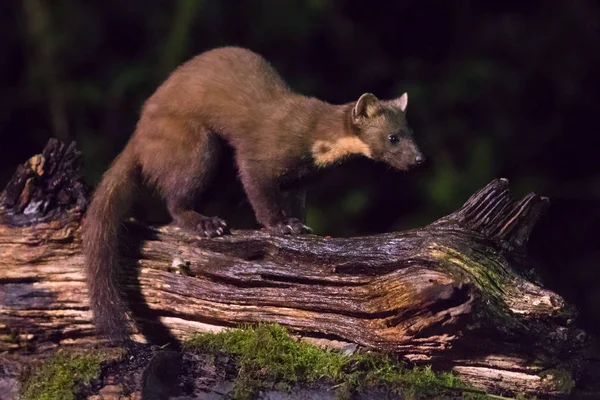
[1,1,599,333]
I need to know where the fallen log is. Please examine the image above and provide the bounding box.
[0,139,592,397]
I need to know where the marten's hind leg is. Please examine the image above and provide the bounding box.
[167,193,228,238]
[136,117,227,237]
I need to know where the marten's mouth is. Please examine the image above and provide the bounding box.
[408,161,423,170]
[389,159,418,171]
[389,163,412,172]
[397,161,423,172]
[405,155,426,171]
[381,154,423,171]
[384,162,411,171]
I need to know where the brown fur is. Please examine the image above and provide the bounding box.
[83,47,423,340]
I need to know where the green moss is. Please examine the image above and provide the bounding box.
[185,323,490,400]
[515,394,537,400]
[539,368,575,393]
[2,330,20,344]
[21,349,111,400]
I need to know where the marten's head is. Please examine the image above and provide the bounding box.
[311,92,424,169]
[351,92,424,171]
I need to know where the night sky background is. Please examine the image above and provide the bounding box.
[1,1,599,334]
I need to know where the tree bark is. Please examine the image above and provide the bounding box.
[0,139,593,397]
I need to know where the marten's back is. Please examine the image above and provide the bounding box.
[143,47,293,122]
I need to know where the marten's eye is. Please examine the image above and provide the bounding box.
[388,134,399,145]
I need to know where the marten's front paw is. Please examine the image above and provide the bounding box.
[267,218,312,235]
[197,217,229,237]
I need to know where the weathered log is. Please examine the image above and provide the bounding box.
[0,139,592,397]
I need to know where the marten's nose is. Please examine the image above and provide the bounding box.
[415,154,425,165]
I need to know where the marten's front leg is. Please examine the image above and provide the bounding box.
[282,189,307,224]
[238,161,312,235]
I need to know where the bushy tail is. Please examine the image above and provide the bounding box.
[83,148,138,341]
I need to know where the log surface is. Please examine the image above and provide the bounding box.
[0,140,592,397]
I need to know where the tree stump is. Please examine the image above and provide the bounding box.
[0,139,593,397]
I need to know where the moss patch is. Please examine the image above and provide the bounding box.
[21,349,117,400]
[539,368,575,393]
[185,323,489,399]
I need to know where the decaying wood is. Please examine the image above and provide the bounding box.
[0,139,593,397]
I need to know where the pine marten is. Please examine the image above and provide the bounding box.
[83,47,424,340]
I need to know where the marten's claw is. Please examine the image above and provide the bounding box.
[268,218,312,235]
[196,216,229,237]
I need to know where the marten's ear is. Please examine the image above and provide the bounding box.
[392,92,408,112]
[352,93,380,121]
